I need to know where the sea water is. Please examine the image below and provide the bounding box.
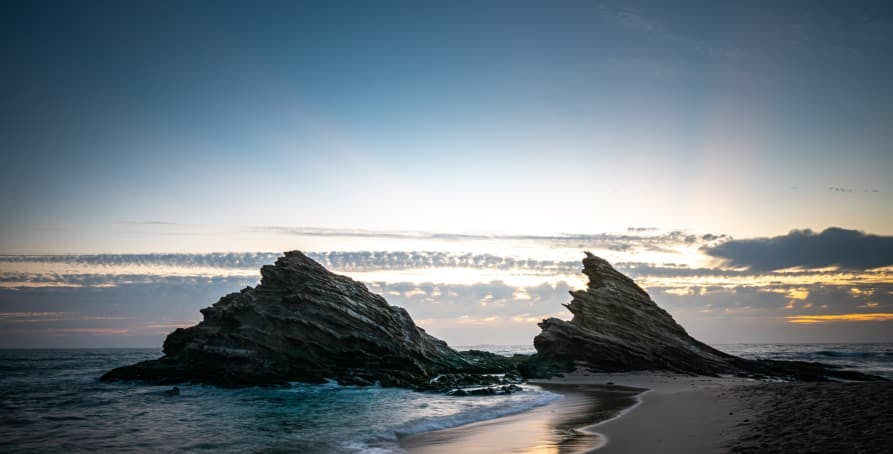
[716,342,893,379]
[1,343,890,453]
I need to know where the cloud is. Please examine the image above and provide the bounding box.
[250,226,728,250]
[46,328,130,335]
[786,313,893,324]
[0,312,129,322]
[366,280,575,320]
[3,245,889,290]
[600,8,661,32]
[0,273,259,289]
[311,251,580,273]
[702,227,893,272]
[0,252,282,269]
[828,186,880,193]
[2,267,892,347]
[114,220,179,225]
[0,311,67,320]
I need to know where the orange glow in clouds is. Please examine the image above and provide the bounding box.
[786,313,893,324]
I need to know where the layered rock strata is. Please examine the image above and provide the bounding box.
[103,251,498,388]
[104,251,882,388]
[533,253,883,381]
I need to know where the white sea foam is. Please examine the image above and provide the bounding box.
[6,344,889,453]
[391,389,561,437]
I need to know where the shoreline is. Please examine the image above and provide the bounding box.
[401,371,759,453]
[400,381,645,453]
[403,371,893,453]
[561,372,757,453]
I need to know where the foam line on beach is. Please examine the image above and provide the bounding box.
[392,390,562,438]
[577,387,653,449]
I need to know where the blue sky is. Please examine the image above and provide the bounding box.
[1,1,892,346]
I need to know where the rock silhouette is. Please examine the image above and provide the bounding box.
[103,251,883,388]
[533,253,884,381]
[103,251,493,388]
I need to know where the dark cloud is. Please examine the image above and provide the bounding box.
[703,228,893,272]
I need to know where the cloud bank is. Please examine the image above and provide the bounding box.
[703,228,893,272]
[1,226,891,346]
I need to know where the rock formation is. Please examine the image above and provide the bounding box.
[102,251,509,388]
[104,250,882,388]
[533,253,884,381]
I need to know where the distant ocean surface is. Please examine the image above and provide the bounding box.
[1,343,891,453]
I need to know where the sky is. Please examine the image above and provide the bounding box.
[1,1,892,348]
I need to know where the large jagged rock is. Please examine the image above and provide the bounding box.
[104,250,882,387]
[102,251,485,388]
[533,253,885,381]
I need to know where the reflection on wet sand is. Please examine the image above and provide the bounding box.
[401,384,643,454]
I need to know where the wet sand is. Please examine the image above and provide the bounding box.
[403,371,892,453]
[400,383,643,453]
[402,371,757,453]
[557,372,757,454]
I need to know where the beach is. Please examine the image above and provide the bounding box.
[402,370,893,453]
[400,382,642,453]
[729,381,893,453]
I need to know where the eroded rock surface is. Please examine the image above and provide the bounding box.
[103,251,882,388]
[103,251,489,388]
[533,253,884,381]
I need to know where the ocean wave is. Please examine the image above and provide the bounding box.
[391,390,561,438]
[340,441,404,454]
[814,350,887,358]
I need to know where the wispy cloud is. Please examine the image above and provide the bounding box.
[0,252,282,269]
[0,311,67,320]
[247,226,728,248]
[47,328,130,335]
[828,186,880,193]
[114,220,179,225]
[595,5,661,32]
[1,226,891,345]
[0,312,129,322]
[594,2,763,62]
[2,238,890,291]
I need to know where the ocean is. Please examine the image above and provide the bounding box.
[1,343,890,453]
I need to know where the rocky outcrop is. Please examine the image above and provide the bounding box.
[102,251,502,388]
[533,253,884,381]
[104,250,882,388]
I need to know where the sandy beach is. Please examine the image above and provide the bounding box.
[402,371,893,453]
[402,371,757,453]
[400,382,643,453]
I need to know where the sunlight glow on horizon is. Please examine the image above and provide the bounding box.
[2,1,892,346]
[786,313,893,324]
